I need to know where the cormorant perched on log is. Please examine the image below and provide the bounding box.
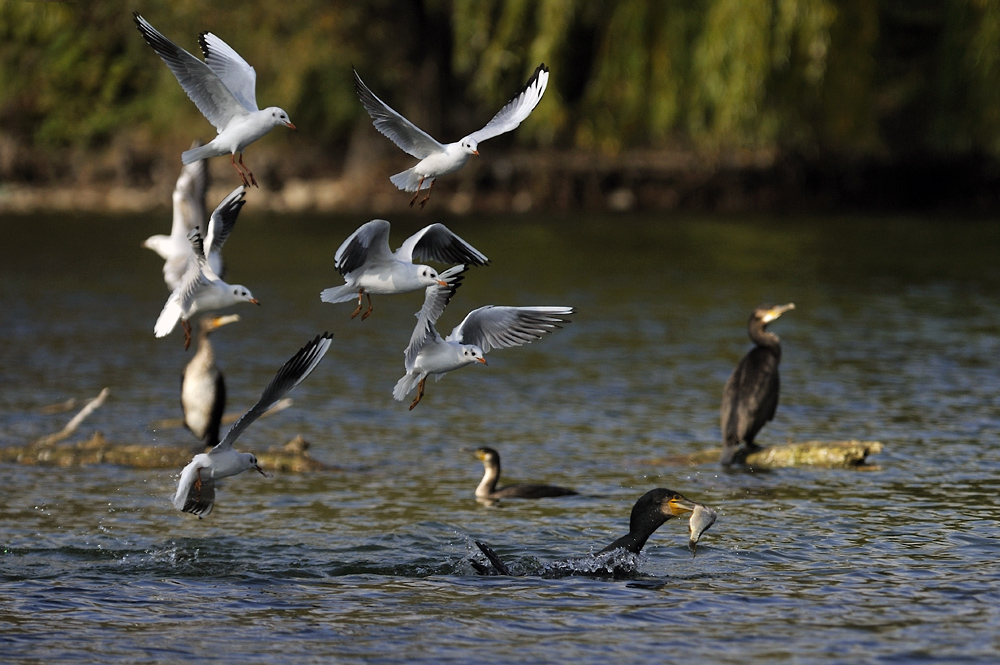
[181,314,240,450]
[472,488,703,576]
[473,447,577,501]
[720,303,795,465]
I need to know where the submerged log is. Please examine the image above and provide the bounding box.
[1,432,334,473]
[650,440,883,469]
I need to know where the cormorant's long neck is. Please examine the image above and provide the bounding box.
[597,514,670,555]
[749,321,781,357]
[475,460,500,498]
[191,332,216,368]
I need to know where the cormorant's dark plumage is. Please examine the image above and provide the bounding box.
[473,446,577,500]
[720,303,795,465]
[472,488,700,575]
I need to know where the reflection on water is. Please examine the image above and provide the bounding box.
[1,213,999,663]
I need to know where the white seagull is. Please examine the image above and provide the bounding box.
[173,332,333,517]
[394,264,574,409]
[320,219,489,320]
[354,64,549,208]
[133,13,296,188]
[141,145,226,291]
[154,186,259,349]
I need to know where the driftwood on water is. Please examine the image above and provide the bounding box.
[4,432,333,472]
[651,440,883,469]
[6,390,332,472]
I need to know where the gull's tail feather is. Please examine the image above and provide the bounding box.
[390,168,433,193]
[320,284,359,304]
[182,143,218,165]
[393,372,423,401]
[154,294,183,337]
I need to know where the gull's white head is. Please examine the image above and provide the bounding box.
[460,344,488,367]
[266,107,296,130]
[416,265,449,288]
[242,453,269,477]
[460,137,479,156]
[230,285,261,306]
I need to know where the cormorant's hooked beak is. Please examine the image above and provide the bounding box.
[666,495,700,517]
[762,302,795,323]
[209,314,241,330]
[285,122,297,130]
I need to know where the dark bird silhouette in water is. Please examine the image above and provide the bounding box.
[181,314,240,450]
[720,303,795,465]
[472,488,702,576]
[473,447,577,501]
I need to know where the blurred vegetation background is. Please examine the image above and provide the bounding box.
[2,0,1000,210]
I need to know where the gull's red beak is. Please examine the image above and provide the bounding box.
[472,150,479,156]
[285,122,297,130]
[250,299,261,306]
[477,357,488,365]
[437,280,448,286]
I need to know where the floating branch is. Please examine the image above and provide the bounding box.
[32,388,110,447]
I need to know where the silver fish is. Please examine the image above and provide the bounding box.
[688,504,718,555]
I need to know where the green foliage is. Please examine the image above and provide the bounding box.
[1,0,998,169]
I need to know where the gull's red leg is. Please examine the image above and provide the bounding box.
[408,378,426,411]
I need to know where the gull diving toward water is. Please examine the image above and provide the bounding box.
[394,264,574,409]
[354,64,549,208]
[320,219,489,320]
[154,186,259,349]
[133,13,296,188]
[173,332,333,517]
[141,145,225,291]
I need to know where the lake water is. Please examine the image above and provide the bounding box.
[1,211,999,664]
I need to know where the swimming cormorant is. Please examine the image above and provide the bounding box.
[720,303,795,465]
[181,314,240,450]
[473,447,577,501]
[472,488,702,575]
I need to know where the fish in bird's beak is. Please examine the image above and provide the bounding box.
[286,122,297,130]
[688,504,718,555]
[763,302,795,323]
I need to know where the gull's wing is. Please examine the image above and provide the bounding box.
[133,13,249,129]
[203,186,246,258]
[215,333,333,451]
[172,457,216,516]
[395,224,490,266]
[334,219,394,276]
[353,68,444,160]
[173,141,210,237]
[404,264,467,371]
[198,31,259,113]
[466,64,549,144]
[446,305,574,353]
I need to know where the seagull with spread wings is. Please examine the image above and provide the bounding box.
[173,333,333,518]
[354,64,549,208]
[154,186,259,349]
[394,264,573,409]
[321,219,489,320]
[133,13,296,188]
